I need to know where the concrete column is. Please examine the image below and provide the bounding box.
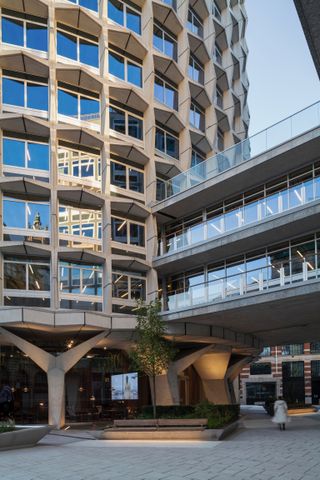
[47,367,65,427]
[0,327,109,428]
[153,344,216,405]
[193,346,232,404]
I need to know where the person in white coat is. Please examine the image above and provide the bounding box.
[272,396,290,430]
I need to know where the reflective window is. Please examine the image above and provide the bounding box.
[111,160,144,193]
[58,146,101,186]
[2,76,48,111]
[212,1,222,21]
[214,43,223,65]
[57,26,99,68]
[108,50,142,87]
[282,345,304,356]
[187,8,203,37]
[108,0,141,35]
[59,206,101,240]
[3,137,49,172]
[155,126,179,159]
[58,84,100,126]
[3,198,50,231]
[153,23,177,61]
[111,217,145,247]
[190,102,205,131]
[60,262,102,296]
[109,104,143,140]
[4,259,50,291]
[112,272,146,301]
[68,0,99,12]
[250,363,272,375]
[154,75,178,110]
[1,10,48,52]
[188,55,204,84]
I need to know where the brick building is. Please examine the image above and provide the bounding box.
[240,343,320,406]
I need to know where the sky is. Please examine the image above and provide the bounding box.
[245,0,320,135]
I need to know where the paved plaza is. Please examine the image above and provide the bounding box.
[1,407,320,480]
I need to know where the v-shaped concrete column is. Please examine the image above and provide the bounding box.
[0,327,109,428]
[154,344,216,405]
[193,346,232,404]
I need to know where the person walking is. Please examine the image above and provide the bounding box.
[272,396,290,430]
[0,381,14,420]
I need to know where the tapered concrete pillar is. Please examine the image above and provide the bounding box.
[0,327,109,428]
[47,368,65,427]
[153,344,216,405]
[193,346,232,404]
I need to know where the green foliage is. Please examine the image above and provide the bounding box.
[0,419,15,433]
[138,405,195,419]
[193,400,239,421]
[137,402,240,428]
[131,299,176,377]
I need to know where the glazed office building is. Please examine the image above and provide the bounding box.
[2,0,319,428]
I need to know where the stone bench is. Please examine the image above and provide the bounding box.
[113,418,208,430]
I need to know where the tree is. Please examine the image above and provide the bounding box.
[131,299,175,418]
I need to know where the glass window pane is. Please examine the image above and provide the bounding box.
[27,83,48,111]
[129,168,144,193]
[80,96,100,118]
[127,61,142,87]
[2,17,23,46]
[166,133,179,159]
[28,264,50,290]
[112,217,127,243]
[58,89,78,117]
[111,162,126,188]
[3,138,25,167]
[28,203,50,230]
[110,107,125,134]
[71,268,81,293]
[130,223,145,246]
[3,78,24,107]
[57,30,77,60]
[3,200,25,228]
[108,51,125,80]
[4,263,26,289]
[131,277,146,300]
[112,273,128,298]
[155,128,165,151]
[128,115,143,139]
[126,8,141,35]
[154,78,164,104]
[108,0,124,26]
[153,27,163,52]
[81,0,99,11]
[28,143,50,171]
[26,23,48,52]
[80,39,99,68]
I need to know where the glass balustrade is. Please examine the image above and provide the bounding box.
[157,101,320,201]
[164,255,318,312]
[159,176,320,255]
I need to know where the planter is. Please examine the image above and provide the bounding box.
[0,425,51,451]
[98,419,239,441]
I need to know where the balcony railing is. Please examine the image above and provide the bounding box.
[158,175,320,256]
[156,101,320,201]
[163,256,318,313]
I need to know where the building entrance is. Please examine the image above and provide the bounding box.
[246,382,276,405]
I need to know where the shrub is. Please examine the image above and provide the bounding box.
[138,405,195,419]
[137,402,240,428]
[0,419,15,433]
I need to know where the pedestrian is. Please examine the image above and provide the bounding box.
[272,396,290,430]
[0,380,14,420]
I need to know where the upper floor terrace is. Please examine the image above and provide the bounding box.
[152,101,320,219]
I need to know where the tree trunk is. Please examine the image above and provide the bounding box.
[152,373,157,419]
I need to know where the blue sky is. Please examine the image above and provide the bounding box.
[245,0,320,135]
